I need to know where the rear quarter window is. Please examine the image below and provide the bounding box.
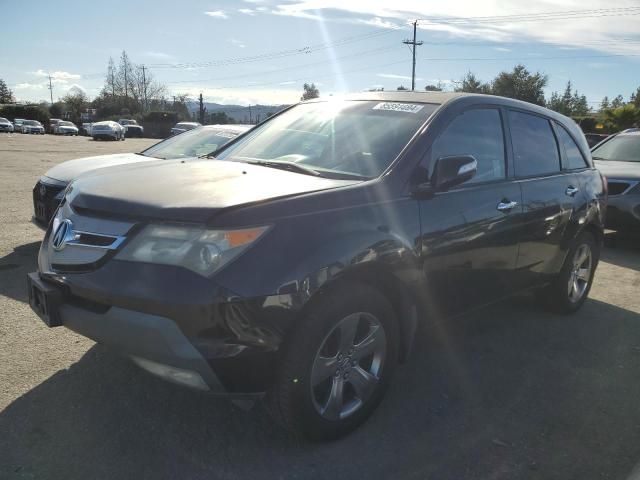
[509,110,561,177]
[556,125,588,170]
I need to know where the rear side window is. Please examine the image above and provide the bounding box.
[557,125,588,170]
[430,108,506,184]
[509,110,560,177]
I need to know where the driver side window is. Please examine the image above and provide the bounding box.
[430,108,506,185]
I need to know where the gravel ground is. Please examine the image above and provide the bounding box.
[1,134,640,480]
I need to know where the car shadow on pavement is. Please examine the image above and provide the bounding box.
[2,295,640,480]
[0,241,40,304]
[603,232,640,271]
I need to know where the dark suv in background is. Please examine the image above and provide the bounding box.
[28,92,606,440]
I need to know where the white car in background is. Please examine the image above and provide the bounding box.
[91,120,125,141]
[55,121,79,136]
[0,117,14,133]
[170,121,201,136]
[21,120,45,134]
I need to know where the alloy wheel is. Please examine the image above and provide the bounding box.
[568,243,592,303]
[310,312,386,421]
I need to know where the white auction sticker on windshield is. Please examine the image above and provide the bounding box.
[373,102,424,113]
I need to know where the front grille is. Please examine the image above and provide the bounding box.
[608,181,631,196]
[42,203,134,273]
[33,181,66,226]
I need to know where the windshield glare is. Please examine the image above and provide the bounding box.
[142,128,240,159]
[593,135,640,162]
[216,100,437,178]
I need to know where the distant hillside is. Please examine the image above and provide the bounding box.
[186,102,289,124]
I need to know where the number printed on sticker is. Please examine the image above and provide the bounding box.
[373,102,425,113]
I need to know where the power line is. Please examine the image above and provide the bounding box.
[417,6,640,25]
[161,45,403,85]
[147,28,401,69]
[421,53,640,62]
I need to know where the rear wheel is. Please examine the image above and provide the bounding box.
[539,231,599,313]
[268,283,398,441]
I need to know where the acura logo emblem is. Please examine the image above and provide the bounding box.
[52,219,74,251]
[39,184,47,197]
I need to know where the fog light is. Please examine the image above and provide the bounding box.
[131,356,209,391]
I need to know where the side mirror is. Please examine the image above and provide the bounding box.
[431,155,477,191]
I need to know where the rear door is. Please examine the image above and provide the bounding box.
[417,106,523,316]
[509,110,582,287]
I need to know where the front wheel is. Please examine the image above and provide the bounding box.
[268,283,398,441]
[540,231,599,313]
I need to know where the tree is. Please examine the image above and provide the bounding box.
[547,81,589,116]
[96,51,167,117]
[603,104,639,131]
[397,85,409,91]
[611,94,625,109]
[0,79,15,103]
[61,87,89,122]
[424,83,443,92]
[631,87,640,108]
[491,64,547,106]
[301,83,319,101]
[454,72,490,94]
[600,96,610,112]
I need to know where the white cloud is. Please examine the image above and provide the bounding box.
[228,38,246,48]
[204,10,228,19]
[238,8,256,15]
[264,0,640,54]
[13,82,45,90]
[144,51,174,60]
[32,69,81,83]
[377,73,423,81]
[356,17,401,29]
[494,47,512,52]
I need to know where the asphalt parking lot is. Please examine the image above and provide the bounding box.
[1,134,640,480]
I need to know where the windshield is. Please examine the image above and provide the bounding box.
[59,121,74,127]
[216,100,438,178]
[142,127,242,159]
[0,117,8,123]
[592,135,640,162]
[24,120,39,126]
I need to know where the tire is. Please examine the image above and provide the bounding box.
[268,282,398,441]
[539,231,599,314]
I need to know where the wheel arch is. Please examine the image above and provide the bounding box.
[299,263,419,364]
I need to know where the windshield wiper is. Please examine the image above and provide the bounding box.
[245,160,324,177]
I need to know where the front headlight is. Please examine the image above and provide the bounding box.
[115,224,270,276]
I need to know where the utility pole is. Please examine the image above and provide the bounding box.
[47,73,53,104]
[141,65,148,112]
[402,20,423,91]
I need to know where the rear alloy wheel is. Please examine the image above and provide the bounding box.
[567,244,592,304]
[268,283,397,441]
[540,231,599,313]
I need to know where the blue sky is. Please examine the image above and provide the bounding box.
[2,0,640,107]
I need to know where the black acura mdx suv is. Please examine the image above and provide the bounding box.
[28,92,606,440]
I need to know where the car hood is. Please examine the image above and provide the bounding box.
[45,153,157,183]
[594,160,640,181]
[67,159,360,223]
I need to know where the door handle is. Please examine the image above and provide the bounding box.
[566,186,579,197]
[497,200,518,212]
